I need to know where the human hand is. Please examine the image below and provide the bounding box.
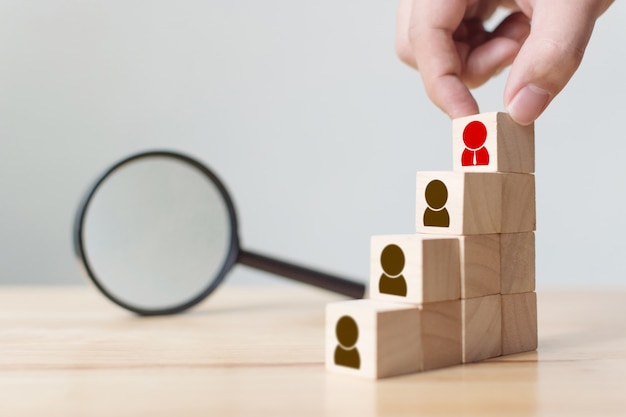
[396,0,614,125]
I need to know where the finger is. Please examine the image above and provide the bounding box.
[492,11,531,42]
[411,0,478,118]
[396,0,417,68]
[462,12,531,87]
[504,0,612,125]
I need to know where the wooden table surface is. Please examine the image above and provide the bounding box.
[0,284,625,417]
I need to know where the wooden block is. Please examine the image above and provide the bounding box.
[452,112,534,173]
[462,295,502,363]
[502,292,538,355]
[420,233,500,298]
[421,300,462,370]
[501,173,536,233]
[460,234,501,298]
[370,234,460,304]
[501,232,535,294]
[416,171,501,235]
[325,299,422,379]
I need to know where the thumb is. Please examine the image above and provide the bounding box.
[504,0,609,125]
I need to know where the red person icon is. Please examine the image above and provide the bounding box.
[461,121,490,166]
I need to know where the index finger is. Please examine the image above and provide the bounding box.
[410,0,479,118]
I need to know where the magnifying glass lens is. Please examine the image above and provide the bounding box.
[79,156,234,313]
[77,151,365,316]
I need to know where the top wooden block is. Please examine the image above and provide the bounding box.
[452,112,534,173]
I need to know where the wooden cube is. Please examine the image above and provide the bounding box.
[325,299,422,379]
[416,172,501,235]
[502,292,538,355]
[452,112,534,173]
[420,233,500,298]
[462,295,502,363]
[370,234,460,304]
[501,173,536,233]
[501,232,535,294]
[421,300,462,370]
[460,234,501,299]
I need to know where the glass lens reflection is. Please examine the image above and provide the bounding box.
[82,156,232,311]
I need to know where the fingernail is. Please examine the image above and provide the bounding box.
[507,84,551,125]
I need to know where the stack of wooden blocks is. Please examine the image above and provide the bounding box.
[326,112,537,379]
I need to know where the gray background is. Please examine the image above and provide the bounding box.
[0,1,624,290]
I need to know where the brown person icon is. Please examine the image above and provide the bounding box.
[334,315,361,369]
[378,244,407,297]
[423,179,450,227]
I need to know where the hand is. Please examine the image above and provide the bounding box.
[396,0,614,125]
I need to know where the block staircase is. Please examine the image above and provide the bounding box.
[326,112,537,379]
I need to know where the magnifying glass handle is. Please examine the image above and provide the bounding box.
[237,250,366,299]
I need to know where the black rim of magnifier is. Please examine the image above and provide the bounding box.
[75,150,367,316]
[74,150,241,316]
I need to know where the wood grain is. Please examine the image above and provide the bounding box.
[501,173,536,233]
[462,294,502,363]
[459,234,501,298]
[502,292,538,355]
[501,232,535,294]
[1,286,626,416]
[420,299,462,371]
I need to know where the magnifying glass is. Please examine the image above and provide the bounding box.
[74,150,366,316]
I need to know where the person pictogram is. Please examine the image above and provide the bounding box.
[378,244,407,297]
[334,315,360,369]
[423,179,450,227]
[461,120,490,166]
